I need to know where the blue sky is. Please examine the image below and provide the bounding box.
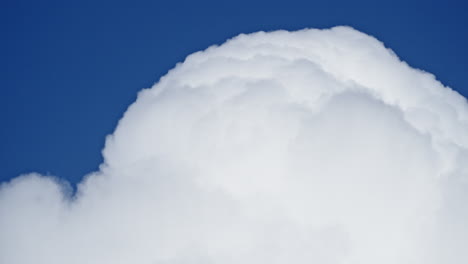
[1,0,467,185]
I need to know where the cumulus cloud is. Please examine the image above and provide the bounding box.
[1,26,468,264]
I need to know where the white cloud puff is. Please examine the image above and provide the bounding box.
[1,26,468,264]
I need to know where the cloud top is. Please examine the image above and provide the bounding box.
[1,26,468,264]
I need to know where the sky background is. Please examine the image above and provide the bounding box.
[1,0,467,185]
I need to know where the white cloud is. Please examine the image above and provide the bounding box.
[1,26,468,264]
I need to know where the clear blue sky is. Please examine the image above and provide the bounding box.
[1,0,467,185]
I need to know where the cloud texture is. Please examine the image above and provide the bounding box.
[1,26,468,263]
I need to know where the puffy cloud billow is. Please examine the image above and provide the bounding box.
[1,26,468,263]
